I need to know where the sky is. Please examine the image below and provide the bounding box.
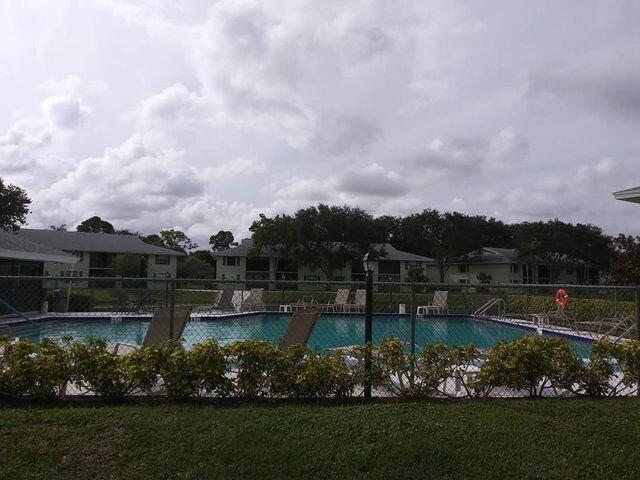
[1,0,639,247]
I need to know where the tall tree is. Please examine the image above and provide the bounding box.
[0,178,31,231]
[609,235,640,285]
[209,230,238,251]
[141,234,166,248]
[512,220,611,283]
[76,216,115,234]
[394,210,490,282]
[158,229,198,253]
[191,250,216,267]
[50,224,68,231]
[250,204,388,280]
[177,256,216,278]
[115,228,139,236]
[110,253,145,277]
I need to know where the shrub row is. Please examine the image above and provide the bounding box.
[506,294,636,322]
[1,336,640,400]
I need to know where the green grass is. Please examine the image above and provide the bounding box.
[1,399,639,479]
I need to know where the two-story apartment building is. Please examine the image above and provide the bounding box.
[0,229,78,313]
[427,247,589,285]
[213,239,433,284]
[17,229,183,285]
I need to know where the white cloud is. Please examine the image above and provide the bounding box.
[135,84,208,126]
[3,0,640,240]
[44,95,90,129]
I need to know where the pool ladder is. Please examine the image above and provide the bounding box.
[474,298,505,317]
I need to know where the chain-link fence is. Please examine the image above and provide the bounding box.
[1,275,639,398]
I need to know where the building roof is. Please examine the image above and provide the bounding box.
[0,230,77,264]
[464,247,519,264]
[613,186,640,203]
[18,229,184,256]
[213,238,433,262]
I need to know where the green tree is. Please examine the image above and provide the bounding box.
[0,178,31,231]
[394,210,497,283]
[250,204,389,280]
[177,256,216,278]
[512,220,611,284]
[110,253,145,277]
[609,235,640,285]
[191,250,216,267]
[159,229,198,253]
[76,216,115,234]
[115,228,139,236]
[142,234,166,248]
[50,224,67,231]
[209,230,238,251]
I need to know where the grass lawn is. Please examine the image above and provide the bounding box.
[1,399,638,480]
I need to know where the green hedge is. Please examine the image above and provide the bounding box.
[506,295,636,322]
[2,336,640,400]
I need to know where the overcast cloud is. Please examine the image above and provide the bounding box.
[1,0,639,245]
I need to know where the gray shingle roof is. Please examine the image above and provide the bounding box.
[18,229,184,256]
[214,239,433,262]
[0,230,77,263]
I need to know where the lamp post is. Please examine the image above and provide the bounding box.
[362,252,373,399]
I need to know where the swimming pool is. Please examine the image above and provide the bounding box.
[6,313,593,357]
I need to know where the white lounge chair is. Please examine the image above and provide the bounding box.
[320,289,351,313]
[242,288,265,311]
[417,291,449,315]
[345,289,366,313]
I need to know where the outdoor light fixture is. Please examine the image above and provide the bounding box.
[362,252,372,273]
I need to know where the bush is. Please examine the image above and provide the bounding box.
[506,295,635,322]
[474,336,583,397]
[68,338,136,398]
[4,336,640,401]
[0,338,70,399]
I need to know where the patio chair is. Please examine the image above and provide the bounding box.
[345,289,366,313]
[417,291,449,315]
[319,289,351,313]
[279,310,320,349]
[193,288,235,314]
[142,305,192,346]
[242,288,265,311]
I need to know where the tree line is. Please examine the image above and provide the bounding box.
[250,205,614,284]
[1,178,639,284]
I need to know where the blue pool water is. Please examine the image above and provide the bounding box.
[7,313,593,357]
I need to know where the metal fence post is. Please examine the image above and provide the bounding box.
[169,279,176,340]
[364,269,373,399]
[635,287,640,340]
[410,284,416,358]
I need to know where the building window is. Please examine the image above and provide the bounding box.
[221,273,226,279]
[458,264,469,273]
[223,256,238,266]
[156,255,170,265]
[304,275,320,281]
[458,278,469,284]
[510,264,520,273]
[511,279,520,284]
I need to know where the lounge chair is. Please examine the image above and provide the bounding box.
[417,291,449,315]
[279,310,320,349]
[142,305,192,346]
[320,289,350,313]
[193,288,235,314]
[345,289,366,313]
[242,288,265,311]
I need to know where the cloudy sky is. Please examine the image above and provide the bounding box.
[1,0,639,246]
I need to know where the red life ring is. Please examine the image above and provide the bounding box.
[555,289,569,309]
